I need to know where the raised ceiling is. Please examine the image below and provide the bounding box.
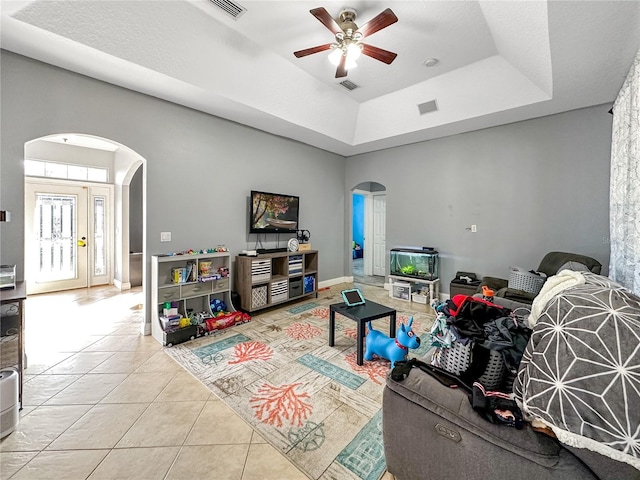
[2,1,639,156]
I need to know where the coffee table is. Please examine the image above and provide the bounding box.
[329,300,397,365]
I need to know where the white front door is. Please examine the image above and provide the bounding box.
[25,180,112,294]
[372,194,386,276]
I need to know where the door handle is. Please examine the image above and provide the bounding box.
[77,236,87,247]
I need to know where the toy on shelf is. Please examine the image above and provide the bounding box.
[202,311,251,333]
[210,298,227,313]
[364,317,421,366]
[168,246,229,256]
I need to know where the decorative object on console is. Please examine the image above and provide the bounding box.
[364,317,421,366]
[297,229,311,243]
[297,229,312,250]
[287,237,299,252]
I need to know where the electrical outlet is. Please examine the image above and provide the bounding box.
[160,232,172,242]
[471,225,477,233]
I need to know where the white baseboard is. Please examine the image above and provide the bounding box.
[318,277,352,289]
[141,321,151,335]
[113,279,131,291]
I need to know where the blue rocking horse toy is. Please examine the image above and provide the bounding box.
[364,317,421,366]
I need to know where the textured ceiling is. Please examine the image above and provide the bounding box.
[2,1,639,156]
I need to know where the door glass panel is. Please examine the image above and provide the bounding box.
[36,194,77,282]
[93,196,106,276]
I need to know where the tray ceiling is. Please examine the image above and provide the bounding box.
[2,1,639,155]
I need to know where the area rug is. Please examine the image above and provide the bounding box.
[164,293,434,480]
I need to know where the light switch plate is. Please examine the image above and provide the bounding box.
[160,232,171,242]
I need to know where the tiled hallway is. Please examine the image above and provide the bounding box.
[1,283,399,480]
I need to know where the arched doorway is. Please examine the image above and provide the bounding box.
[351,182,386,287]
[23,134,145,295]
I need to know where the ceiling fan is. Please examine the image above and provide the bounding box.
[293,7,398,78]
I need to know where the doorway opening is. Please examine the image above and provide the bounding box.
[351,182,386,288]
[23,134,145,297]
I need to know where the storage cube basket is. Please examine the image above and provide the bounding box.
[435,342,505,390]
[508,267,546,295]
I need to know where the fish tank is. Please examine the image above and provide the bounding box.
[390,248,439,281]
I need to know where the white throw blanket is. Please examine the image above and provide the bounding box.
[515,273,640,471]
[528,269,585,326]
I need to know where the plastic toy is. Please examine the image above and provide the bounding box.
[202,312,251,333]
[210,299,227,312]
[364,317,421,366]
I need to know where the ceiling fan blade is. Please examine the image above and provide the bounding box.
[294,44,332,58]
[362,44,397,64]
[310,7,342,35]
[356,8,398,38]
[335,55,348,78]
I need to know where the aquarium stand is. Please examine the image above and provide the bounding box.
[388,275,440,304]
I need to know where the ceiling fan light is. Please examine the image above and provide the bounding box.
[328,48,343,66]
[346,43,362,61]
[345,57,358,70]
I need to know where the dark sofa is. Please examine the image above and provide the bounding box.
[382,291,640,480]
[479,251,602,304]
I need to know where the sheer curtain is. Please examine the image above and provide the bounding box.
[609,47,640,294]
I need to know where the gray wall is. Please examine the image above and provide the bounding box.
[0,51,346,324]
[345,104,613,292]
[0,50,615,306]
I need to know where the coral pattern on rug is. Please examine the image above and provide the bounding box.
[164,293,433,480]
[250,382,313,427]
[285,322,323,340]
[345,352,390,384]
[228,341,273,364]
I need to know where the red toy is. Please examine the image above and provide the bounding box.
[203,312,251,333]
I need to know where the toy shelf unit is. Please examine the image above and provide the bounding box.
[235,250,318,313]
[151,252,234,347]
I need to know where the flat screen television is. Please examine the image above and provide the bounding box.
[249,190,299,234]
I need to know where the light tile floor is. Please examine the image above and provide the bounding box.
[0,282,412,479]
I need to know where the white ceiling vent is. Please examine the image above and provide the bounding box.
[208,0,247,19]
[418,100,439,115]
[339,80,359,91]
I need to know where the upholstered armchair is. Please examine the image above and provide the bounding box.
[478,251,602,304]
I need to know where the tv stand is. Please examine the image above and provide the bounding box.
[235,250,318,312]
[256,247,288,254]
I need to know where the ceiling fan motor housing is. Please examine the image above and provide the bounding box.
[338,8,358,37]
